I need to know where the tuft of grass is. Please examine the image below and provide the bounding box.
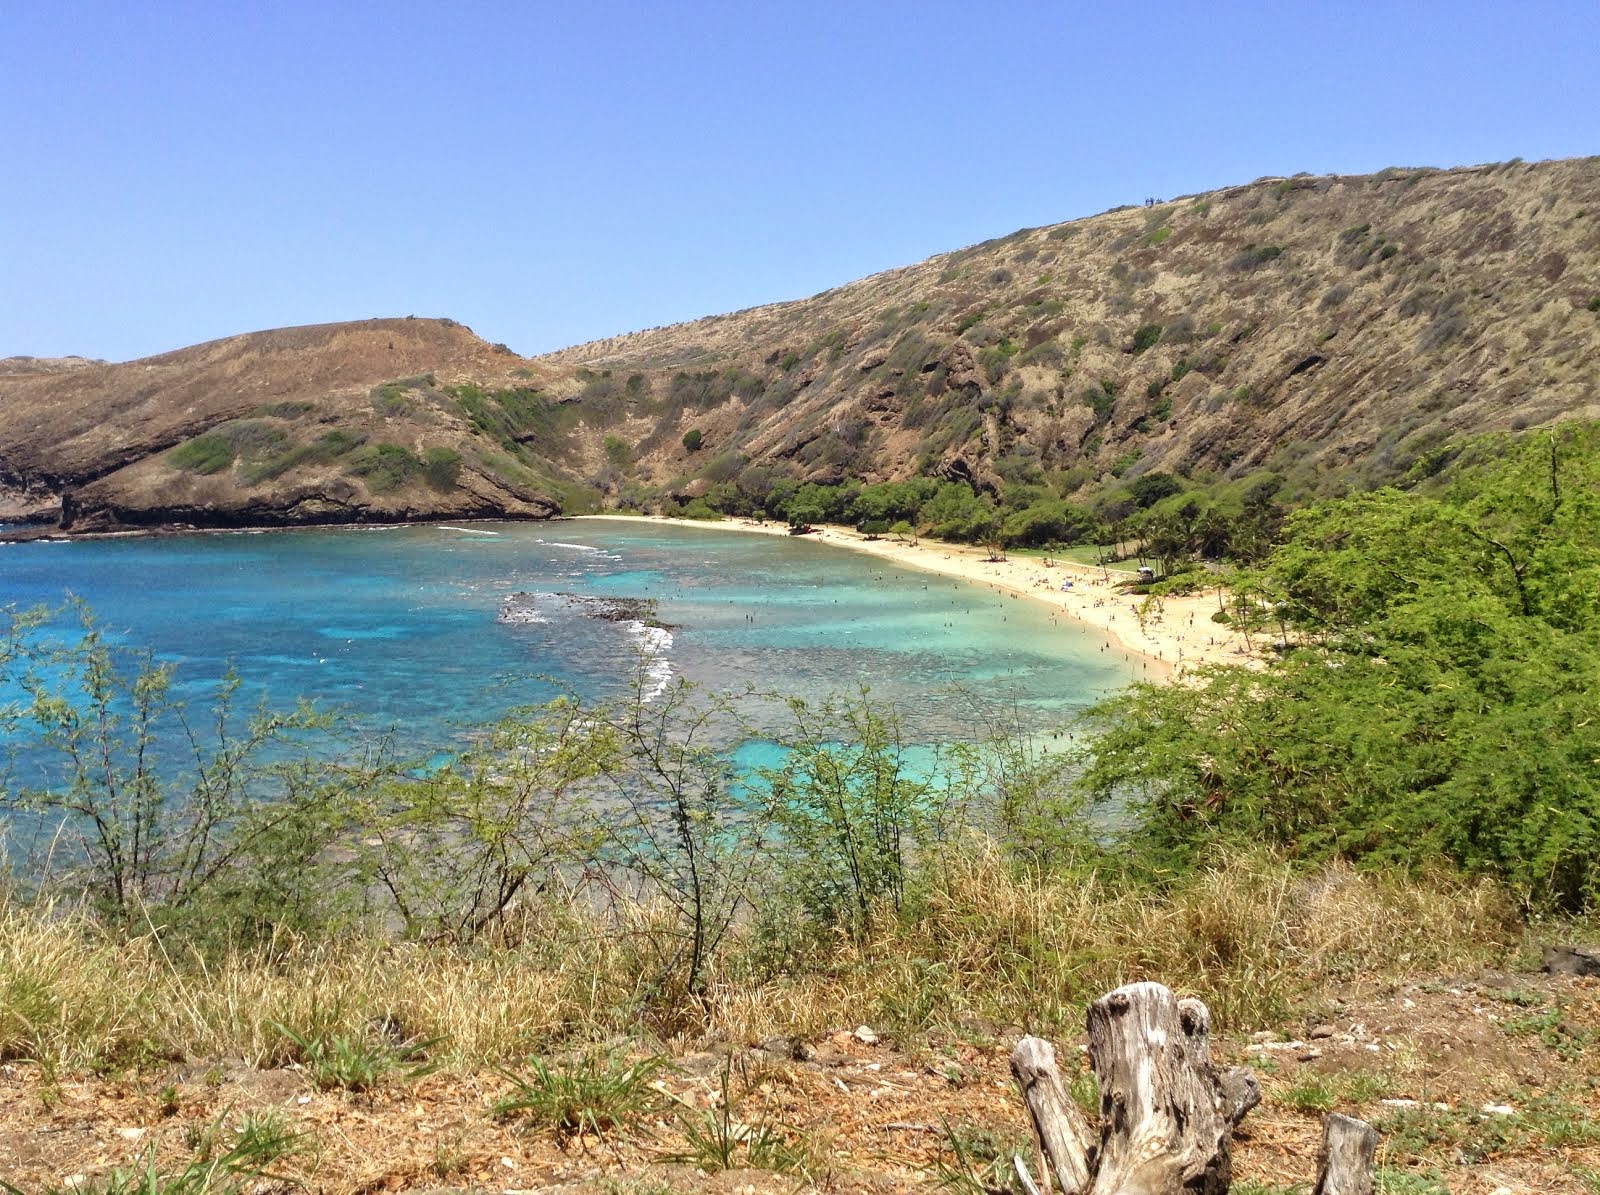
[664,1059,817,1177]
[1282,1072,1336,1113]
[932,1118,1033,1195]
[273,1021,441,1092]
[1375,1169,1449,1194]
[494,1046,671,1143]
[8,1107,306,1195]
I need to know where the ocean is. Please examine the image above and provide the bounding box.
[0,519,1137,757]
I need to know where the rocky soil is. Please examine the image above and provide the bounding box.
[1,967,1594,1193]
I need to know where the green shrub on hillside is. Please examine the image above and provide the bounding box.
[1075,426,1600,911]
[168,433,237,474]
[346,443,422,493]
[1081,381,1117,422]
[1229,244,1284,271]
[422,446,462,491]
[241,428,367,485]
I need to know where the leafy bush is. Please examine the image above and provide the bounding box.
[1229,244,1284,271]
[1109,449,1142,477]
[1002,500,1095,547]
[255,401,315,419]
[1081,381,1117,422]
[681,427,703,452]
[1075,427,1600,910]
[346,443,422,493]
[242,429,367,485]
[421,446,462,491]
[1131,323,1164,353]
[168,434,236,475]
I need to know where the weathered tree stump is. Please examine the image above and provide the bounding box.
[1010,982,1375,1194]
[1311,1113,1378,1195]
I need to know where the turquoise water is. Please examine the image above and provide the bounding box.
[1,519,1137,753]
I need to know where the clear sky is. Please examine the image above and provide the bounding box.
[3,1,1595,363]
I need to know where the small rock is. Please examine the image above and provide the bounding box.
[1381,1099,1419,1108]
[1309,1024,1335,1040]
[114,1128,145,1141]
[807,1043,851,1068]
[1542,944,1600,977]
[1249,1030,1277,1044]
[676,1051,726,1077]
[756,1035,797,1059]
[1298,1048,1323,1062]
[854,1024,880,1045]
[1481,1103,1517,1117]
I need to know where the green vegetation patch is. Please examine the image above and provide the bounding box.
[167,433,237,475]
[1075,425,1600,912]
[421,446,462,492]
[241,428,367,485]
[346,443,423,493]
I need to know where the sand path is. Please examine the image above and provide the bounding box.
[569,515,1257,679]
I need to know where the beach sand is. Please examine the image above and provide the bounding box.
[571,515,1258,680]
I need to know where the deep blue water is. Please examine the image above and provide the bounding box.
[1,519,1138,753]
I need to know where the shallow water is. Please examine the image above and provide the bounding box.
[1,519,1139,752]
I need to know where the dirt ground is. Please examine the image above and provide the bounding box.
[1,970,1594,1194]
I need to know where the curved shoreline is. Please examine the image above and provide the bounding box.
[569,515,1256,679]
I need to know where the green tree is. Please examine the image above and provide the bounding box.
[1073,427,1600,911]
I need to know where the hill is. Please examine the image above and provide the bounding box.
[0,318,571,530]
[2,157,1597,534]
[542,156,1600,509]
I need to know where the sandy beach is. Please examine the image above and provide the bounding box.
[572,515,1257,680]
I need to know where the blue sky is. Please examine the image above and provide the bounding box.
[3,1,1595,362]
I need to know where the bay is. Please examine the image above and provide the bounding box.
[1,519,1137,754]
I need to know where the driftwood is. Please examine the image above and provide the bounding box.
[1010,981,1375,1195]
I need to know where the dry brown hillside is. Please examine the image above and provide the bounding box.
[542,156,1600,504]
[0,318,569,530]
[2,158,1597,534]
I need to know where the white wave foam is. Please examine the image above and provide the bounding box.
[624,619,675,702]
[550,541,605,553]
[438,526,501,536]
[499,607,548,624]
[497,592,554,625]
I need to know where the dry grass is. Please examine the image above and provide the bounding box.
[0,846,1528,1077]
